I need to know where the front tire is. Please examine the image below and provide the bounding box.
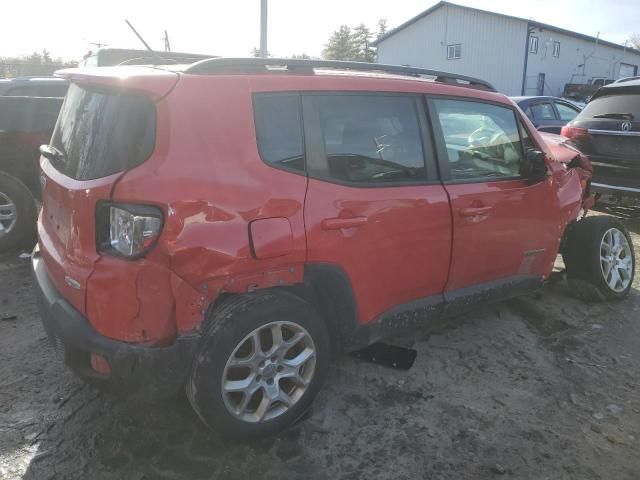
[186,290,330,440]
[0,172,38,251]
[563,216,635,301]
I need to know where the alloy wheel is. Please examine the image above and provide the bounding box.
[600,228,633,293]
[221,321,316,423]
[0,192,17,238]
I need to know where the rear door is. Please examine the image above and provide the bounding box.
[302,93,452,325]
[553,101,580,130]
[428,97,561,310]
[38,83,157,314]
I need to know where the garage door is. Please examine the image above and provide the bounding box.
[619,63,637,79]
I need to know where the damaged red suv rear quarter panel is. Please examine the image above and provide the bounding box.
[95,76,308,340]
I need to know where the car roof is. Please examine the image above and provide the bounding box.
[511,96,572,103]
[592,79,640,100]
[56,63,512,106]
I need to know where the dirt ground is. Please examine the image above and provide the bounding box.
[1,204,639,480]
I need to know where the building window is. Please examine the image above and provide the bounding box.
[553,41,560,57]
[447,44,461,60]
[529,36,539,54]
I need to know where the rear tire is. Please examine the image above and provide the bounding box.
[563,216,635,302]
[0,172,38,251]
[186,290,330,440]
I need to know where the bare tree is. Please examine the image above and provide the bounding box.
[628,33,640,50]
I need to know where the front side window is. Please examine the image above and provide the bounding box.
[529,36,539,54]
[254,94,304,173]
[432,99,526,181]
[447,44,462,60]
[308,95,426,184]
[531,102,556,121]
[553,41,561,58]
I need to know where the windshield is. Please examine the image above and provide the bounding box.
[49,83,156,180]
[580,93,640,120]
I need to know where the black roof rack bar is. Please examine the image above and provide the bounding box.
[184,58,497,92]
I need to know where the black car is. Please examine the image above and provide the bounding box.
[0,96,64,250]
[511,96,582,134]
[562,80,640,199]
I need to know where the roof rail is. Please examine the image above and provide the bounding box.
[612,76,640,84]
[184,58,497,92]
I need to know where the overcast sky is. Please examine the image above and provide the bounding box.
[2,0,639,61]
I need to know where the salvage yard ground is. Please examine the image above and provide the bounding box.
[1,205,639,480]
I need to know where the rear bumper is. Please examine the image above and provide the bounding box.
[31,247,200,399]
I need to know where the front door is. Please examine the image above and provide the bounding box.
[427,97,562,308]
[302,93,452,325]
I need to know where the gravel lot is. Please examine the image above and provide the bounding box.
[1,205,639,480]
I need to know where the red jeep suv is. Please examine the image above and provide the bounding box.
[33,58,635,439]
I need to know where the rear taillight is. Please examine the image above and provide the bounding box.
[560,126,590,141]
[97,203,163,258]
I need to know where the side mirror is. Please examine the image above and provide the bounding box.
[521,149,548,184]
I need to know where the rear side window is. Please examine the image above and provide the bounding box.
[432,99,525,181]
[580,94,640,119]
[307,94,426,184]
[254,94,305,173]
[555,102,579,121]
[49,84,156,180]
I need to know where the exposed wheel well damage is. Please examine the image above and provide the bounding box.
[199,264,360,354]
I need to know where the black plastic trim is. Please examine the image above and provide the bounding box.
[343,274,542,352]
[184,58,497,92]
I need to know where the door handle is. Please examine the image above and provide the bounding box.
[321,216,368,230]
[459,206,492,217]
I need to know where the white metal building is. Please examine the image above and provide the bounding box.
[373,1,640,96]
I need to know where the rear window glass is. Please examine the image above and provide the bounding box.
[253,94,304,173]
[49,84,156,180]
[581,94,640,119]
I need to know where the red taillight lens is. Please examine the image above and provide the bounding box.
[561,126,590,141]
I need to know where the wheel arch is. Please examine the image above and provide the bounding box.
[202,263,361,353]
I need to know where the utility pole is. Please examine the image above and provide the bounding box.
[163,30,171,52]
[259,0,268,58]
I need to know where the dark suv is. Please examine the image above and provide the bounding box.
[32,59,634,440]
[562,79,640,199]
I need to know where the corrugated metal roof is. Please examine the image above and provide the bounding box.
[372,0,640,56]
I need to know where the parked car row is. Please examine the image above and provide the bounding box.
[511,96,581,134]
[0,80,67,250]
[561,79,640,199]
[512,87,640,200]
